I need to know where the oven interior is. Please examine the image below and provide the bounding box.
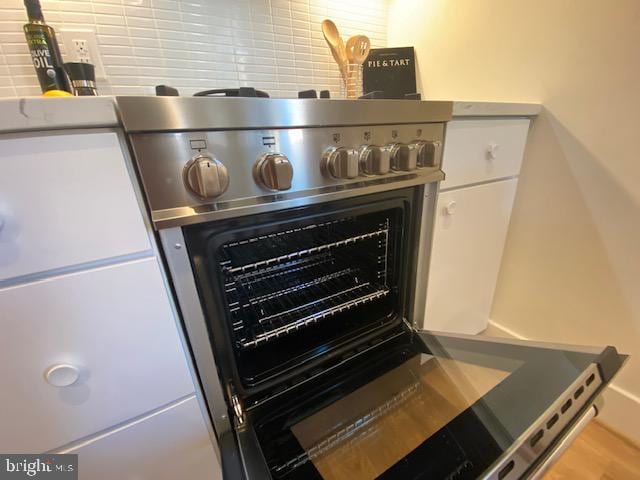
[184,191,417,398]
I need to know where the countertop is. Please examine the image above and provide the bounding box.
[0,97,541,133]
[0,96,118,133]
[452,101,542,117]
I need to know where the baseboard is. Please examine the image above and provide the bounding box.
[485,320,640,444]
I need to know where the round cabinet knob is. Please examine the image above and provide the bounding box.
[359,145,390,175]
[45,364,80,387]
[183,154,230,199]
[413,140,443,168]
[323,147,359,179]
[388,143,417,171]
[254,153,293,191]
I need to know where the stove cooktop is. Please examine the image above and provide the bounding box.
[154,85,421,100]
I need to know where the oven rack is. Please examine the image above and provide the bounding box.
[225,228,388,275]
[239,283,390,349]
[240,266,358,308]
[229,250,384,305]
[273,380,421,476]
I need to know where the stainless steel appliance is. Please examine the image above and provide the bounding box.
[116,96,626,480]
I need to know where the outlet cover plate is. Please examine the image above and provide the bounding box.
[60,29,105,80]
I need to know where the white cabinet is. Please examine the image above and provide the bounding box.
[0,131,150,282]
[0,127,219,477]
[422,117,531,333]
[0,257,195,453]
[66,396,221,480]
[441,119,529,189]
[424,180,518,333]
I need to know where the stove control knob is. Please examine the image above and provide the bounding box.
[388,143,417,171]
[323,147,359,179]
[254,153,293,191]
[183,154,229,199]
[359,145,390,175]
[413,140,443,168]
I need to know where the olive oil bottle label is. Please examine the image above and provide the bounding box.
[25,29,69,92]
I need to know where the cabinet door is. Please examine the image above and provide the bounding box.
[0,131,150,282]
[424,179,517,333]
[67,396,221,480]
[0,257,195,453]
[441,119,529,189]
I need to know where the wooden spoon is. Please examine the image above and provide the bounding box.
[321,19,347,80]
[346,35,371,65]
[345,35,371,97]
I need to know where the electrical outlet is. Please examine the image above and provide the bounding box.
[60,29,105,80]
[73,38,91,63]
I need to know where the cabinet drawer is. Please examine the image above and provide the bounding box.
[0,131,150,282]
[441,119,529,189]
[0,257,195,452]
[425,179,517,333]
[66,396,220,480]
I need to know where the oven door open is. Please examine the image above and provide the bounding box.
[228,330,626,480]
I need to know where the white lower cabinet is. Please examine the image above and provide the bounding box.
[66,396,221,480]
[0,131,151,282]
[0,257,195,453]
[440,119,529,189]
[424,179,518,333]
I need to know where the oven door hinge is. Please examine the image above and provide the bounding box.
[226,382,245,427]
[403,317,419,332]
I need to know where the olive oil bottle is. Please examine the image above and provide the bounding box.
[23,0,71,94]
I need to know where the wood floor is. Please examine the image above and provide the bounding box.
[544,420,640,479]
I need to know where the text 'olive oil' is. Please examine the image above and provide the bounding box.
[23,0,71,94]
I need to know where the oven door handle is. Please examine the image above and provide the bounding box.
[527,403,597,479]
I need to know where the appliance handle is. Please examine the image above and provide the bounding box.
[527,403,597,479]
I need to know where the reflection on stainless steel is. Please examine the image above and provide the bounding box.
[253,153,294,191]
[415,140,442,168]
[151,172,442,228]
[322,146,359,179]
[388,143,417,171]
[116,97,453,132]
[183,154,229,198]
[125,121,445,228]
[358,144,390,175]
[158,227,232,441]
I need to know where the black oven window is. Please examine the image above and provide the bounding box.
[214,208,405,387]
[222,214,393,348]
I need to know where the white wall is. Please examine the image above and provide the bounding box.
[0,0,387,98]
[389,0,640,442]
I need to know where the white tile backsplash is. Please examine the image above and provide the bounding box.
[0,0,388,98]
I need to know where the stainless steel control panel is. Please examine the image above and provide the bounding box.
[128,123,445,228]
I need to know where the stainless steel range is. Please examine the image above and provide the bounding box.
[116,96,626,480]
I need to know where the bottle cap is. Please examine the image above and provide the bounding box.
[43,90,73,97]
[24,0,44,22]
